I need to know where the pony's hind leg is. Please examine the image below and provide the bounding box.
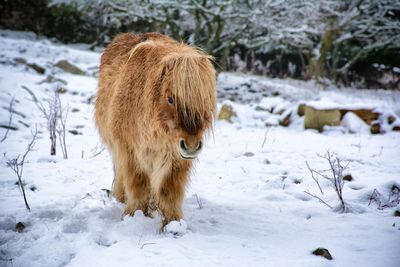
[112,170,125,203]
[111,154,126,203]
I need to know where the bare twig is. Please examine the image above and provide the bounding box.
[21,85,38,103]
[90,144,105,158]
[369,186,400,209]
[6,127,38,211]
[306,161,324,195]
[194,193,203,209]
[55,92,68,159]
[261,127,269,148]
[0,97,15,143]
[304,190,333,209]
[140,242,156,249]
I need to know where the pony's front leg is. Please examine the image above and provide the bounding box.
[124,170,151,216]
[157,164,190,228]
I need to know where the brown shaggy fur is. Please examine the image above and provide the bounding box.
[95,33,216,227]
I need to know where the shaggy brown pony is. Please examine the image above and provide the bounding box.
[95,33,216,227]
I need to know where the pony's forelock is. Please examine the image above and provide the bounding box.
[161,46,216,125]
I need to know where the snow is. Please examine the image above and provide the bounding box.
[0,31,399,267]
[341,112,370,134]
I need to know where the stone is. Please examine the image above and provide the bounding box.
[312,248,333,260]
[393,125,400,132]
[15,222,25,233]
[387,115,396,125]
[343,174,353,181]
[304,106,341,132]
[14,57,27,64]
[55,60,86,75]
[56,87,68,94]
[38,75,68,85]
[370,122,381,134]
[68,130,82,135]
[27,63,45,74]
[217,103,236,123]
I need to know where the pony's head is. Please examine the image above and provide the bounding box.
[156,45,216,159]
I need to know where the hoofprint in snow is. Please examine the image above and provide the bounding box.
[0,30,399,267]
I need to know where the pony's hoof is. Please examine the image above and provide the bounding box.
[163,219,187,236]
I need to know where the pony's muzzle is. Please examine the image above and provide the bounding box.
[179,139,202,159]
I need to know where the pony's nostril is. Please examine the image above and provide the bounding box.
[196,141,202,151]
[180,139,187,150]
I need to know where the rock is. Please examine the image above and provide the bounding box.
[279,111,291,127]
[38,75,68,85]
[56,87,68,94]
[27,63,45,74]
[370,122,381,134]
[71,108,80,113]
[343,174,353,181]
[14,57,27,64]
[312,248,333,260]
[217,103,236,123]
[394,210,400,217]
[341,112,369,133]
[340,108,380,125]
[304,106,341,132]
[387,115,396,125]
[68,130,82,135]
[264,159,271,164]
[297,103,306,116]
[55,60,86,75]
[15,222,25,233]
[243,152,255,157]
[393,125,400,132]
[87,95,96,104]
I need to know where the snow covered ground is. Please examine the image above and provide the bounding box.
[0,30,399,267]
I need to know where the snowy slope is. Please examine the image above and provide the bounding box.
[0,31,399,267]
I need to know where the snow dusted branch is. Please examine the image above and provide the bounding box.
[55,92,69,159]
[6,127,38,211]
[36,88,68,159]
[306,151,350,212]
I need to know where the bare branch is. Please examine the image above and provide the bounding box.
[21,85,38,103]
[261,127,269,149]
[306,161,324,195]
[304,190,333,209]
[6,126,38,211]
[0,96,15,143]
[306,151,349,212]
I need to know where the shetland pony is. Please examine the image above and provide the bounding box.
[95,33,216,227]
